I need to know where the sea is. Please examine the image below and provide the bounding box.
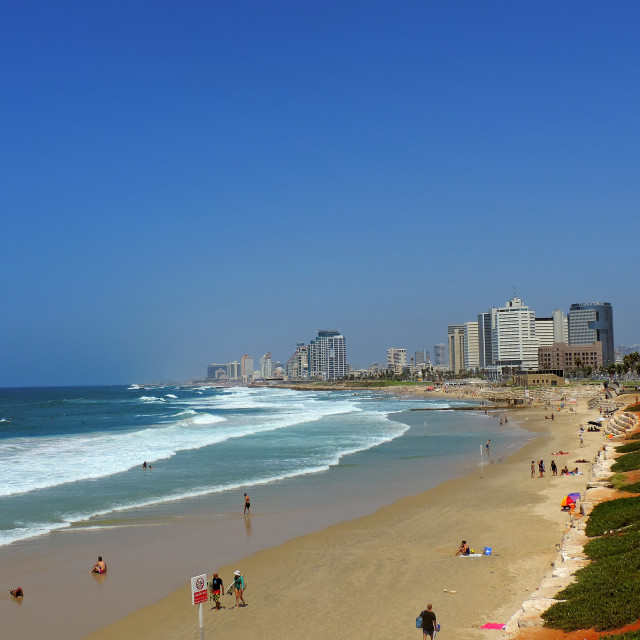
[0,384,534,550]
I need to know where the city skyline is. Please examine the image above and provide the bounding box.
[2,2,640,387]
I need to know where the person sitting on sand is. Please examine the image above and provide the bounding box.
[561,465,569,475]
[9,587,24,598]
[455,540,470,556]
[91,556,107,574]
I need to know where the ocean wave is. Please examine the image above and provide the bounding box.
[0,414,409,548]
[139,396,165,403]
[165,394,178,399]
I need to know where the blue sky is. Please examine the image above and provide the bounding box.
[2,1,639,386]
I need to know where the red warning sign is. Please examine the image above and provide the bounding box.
[191,574,208,605]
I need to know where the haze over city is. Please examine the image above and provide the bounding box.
[2,1,639,387]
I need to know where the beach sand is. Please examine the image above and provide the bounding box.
[77,397,606,640]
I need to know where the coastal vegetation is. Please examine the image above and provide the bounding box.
[543,415,640,634]
[542,498,640,631]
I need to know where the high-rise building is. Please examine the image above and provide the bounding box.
[240,354,254,382]
[433,343,447,368]
[536,310,568,347]
[227,361,241,381]
[552,309,569,344]
[286,343,309,380]
[447,324,465,373]
[568,302,614,366]
[490,297,539,371]
[259,352,274,379]
[207,363,228,380]
[477,312,492,369]
[387,348,407,374]
[463,321,480,371]
[414,349,430,367]
[308,330,347,381]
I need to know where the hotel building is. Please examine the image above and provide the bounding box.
[568,302,615,366]
[308,330,347,381]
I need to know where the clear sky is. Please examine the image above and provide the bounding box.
[2,1,639,386]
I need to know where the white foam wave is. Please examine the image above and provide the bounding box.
[128,384,141,390]
[139,396,165,403]
[0,412,409,548]
[165,394,178,399]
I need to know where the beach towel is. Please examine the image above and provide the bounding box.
[459,553,483,557]
[480,622,506,630]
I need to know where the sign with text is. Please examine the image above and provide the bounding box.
[191,574,208,605]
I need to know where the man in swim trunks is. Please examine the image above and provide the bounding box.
[418,603,437,639]
[210,572,223,610]
[10,587,24,598]
[91,556,107,574]
[243,493,250,514]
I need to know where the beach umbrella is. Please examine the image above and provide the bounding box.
[560,494,580,507]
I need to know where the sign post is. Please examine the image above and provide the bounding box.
[191,574,208,640]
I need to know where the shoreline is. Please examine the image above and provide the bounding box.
[81,393,605,639]
[0,392,522,640]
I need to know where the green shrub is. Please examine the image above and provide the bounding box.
[616,441,640,453]
[611,451,640,473]
[585,496,640,536]
[601,633,640,640]
[583,530,640,560]
[629,431,640,440]
[543,543,640,630]
[619,482,640,493]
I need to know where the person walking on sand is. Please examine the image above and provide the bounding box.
[209,572,223,610]
[230,570,246,608]
[418,603,437,639]
[538,459,545,478]
[91,556,107,574]
[580,434,584,448]
[551,459,557,476]
[531,461,535,478]
[243,492,250,514]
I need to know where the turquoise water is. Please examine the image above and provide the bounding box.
[0,385,532,547]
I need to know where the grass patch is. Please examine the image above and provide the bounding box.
[585,496,640,536]
[629,432,640,440]
[617,441,640,453]
[601,633,640,640]
[619,482,640,493]
[611,473,629,490]
[626,404,640,412]
[542,529,640,631]
[611,451,640,473]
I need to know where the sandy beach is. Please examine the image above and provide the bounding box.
[70,393,608,640]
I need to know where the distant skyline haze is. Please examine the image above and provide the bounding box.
[2,1,639,386]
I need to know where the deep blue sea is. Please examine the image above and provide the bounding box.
[0,385,533,549]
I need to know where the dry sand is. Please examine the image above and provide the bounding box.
[81,397,606,640]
